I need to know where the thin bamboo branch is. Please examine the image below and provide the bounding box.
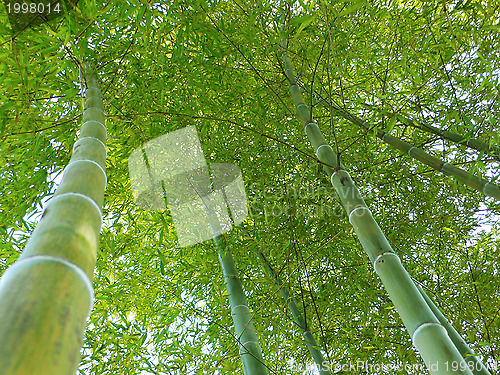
[0,66,107,374]
[282,38,480,375]
[254,246,332,375]
[310,88,500,161]
[358,102,500,161]
[308,90,500,200]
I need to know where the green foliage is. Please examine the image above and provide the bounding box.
[0,0,499,374]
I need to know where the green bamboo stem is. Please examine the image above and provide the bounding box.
[364,103,500,161]
[0,68,107,374]
[409,121,500,161]
[311,92,500,161]
[254,247,331,375]
[282,40,479,375]
[214,235,268,375]
[205,200,267,374]
[416,284,491,375]
[306,91,500,201]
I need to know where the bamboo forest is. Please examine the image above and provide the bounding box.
[1,0,499,374]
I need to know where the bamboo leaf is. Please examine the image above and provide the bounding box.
[386,116,397,133]
[339,1,367,17]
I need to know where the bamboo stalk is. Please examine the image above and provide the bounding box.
[0,68,107,374]
[363,103,500,161]
[282,40,481,375]
[306,91,500,201]
[197,192,267,375]
[214,235,269,375]
[310,92,500,161]
[416,284,491,375]
[254,246,331,375]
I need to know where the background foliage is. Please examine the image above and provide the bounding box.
[0,0,499,374]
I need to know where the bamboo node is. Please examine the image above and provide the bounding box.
[80,120,107,140]
[441,162,454,175]
[73,136,107,157]
[284,68,295,79]
[330,169,351,188]
[83,107,105,116]
[348,206,370,224]
[407,146,416,156]
[297,102,308,108]
[303,121,317,134]
[483,182,500,199]
[17,255,94,315]
[231,304,251,314]
[65,159,108,189]
[315,144,333,159]
[412,322,444,343]
[372,251,399,271]
[240,340,259,346]
[46,192,103,224]
[330,168,346,181]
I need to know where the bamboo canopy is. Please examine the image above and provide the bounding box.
[1,1,498,373]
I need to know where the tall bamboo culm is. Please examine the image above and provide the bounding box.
[308,92,500,201]
[214,235,269,375]
[282,39,487,375]
[254,247,332,375]
[415,284,491,375]
[0,68,107,374]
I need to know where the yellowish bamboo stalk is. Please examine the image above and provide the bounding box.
[0,68,107,375]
